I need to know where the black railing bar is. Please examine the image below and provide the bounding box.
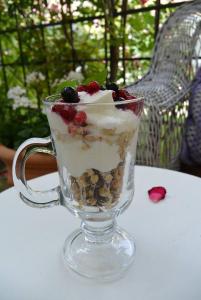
[38,0,51,94]
[154,0,161,40]
[122,0,128,85]
[2,54,199,67]
[115,1,192,17]
[0,57,152,67]
[14,4,27,86]
[0,40,9,93]
[0,1,192,35]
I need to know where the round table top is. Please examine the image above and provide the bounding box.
[0,166,201,300]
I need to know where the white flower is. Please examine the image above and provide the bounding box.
[7,86,36,110]
[7,86,26,100]
[66,70,84,82]
[26,72,45,84]
[12,96,32,110]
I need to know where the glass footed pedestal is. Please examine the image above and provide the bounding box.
[62,220,136,281]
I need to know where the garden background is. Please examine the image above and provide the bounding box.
[0,0,191,190]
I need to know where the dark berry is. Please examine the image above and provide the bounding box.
[61,87,80,103]
[74,111,87,126]
[86,81,100,95]
[106,82,119,92]
[59,105,77,123]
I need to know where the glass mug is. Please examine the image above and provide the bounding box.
[12,95,143,281]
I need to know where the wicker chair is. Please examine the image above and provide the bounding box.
[126,0,201,169]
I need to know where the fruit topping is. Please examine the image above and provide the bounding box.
[59,105,77,123]
[61,87,80,103]
[77,81,100,95]
[52,104,63,113]
[74,111,87,126]
[86,81,100,95]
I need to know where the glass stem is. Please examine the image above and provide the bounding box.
[81,219,116,244]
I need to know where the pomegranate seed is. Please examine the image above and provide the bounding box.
[148,186,167,202]
[59,105,77,123]
[74,111,87,126]
[52,104,63,113]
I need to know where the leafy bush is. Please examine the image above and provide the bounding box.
[0,0,178,148]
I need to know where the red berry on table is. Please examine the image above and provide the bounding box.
[59,105,77,123]
[74,111,87,126]
[86,81,100,95]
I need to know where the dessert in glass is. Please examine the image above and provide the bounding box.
[12,81,143,281]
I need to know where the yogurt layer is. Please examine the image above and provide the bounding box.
[47,89,140,177]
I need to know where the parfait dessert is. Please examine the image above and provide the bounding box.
[13,80,144,280]
[46,81,142,212]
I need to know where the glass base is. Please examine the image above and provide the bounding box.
[62,223,136,281]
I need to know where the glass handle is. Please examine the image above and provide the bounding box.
[12,136,61,208]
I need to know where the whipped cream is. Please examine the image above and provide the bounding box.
[79,90,139,133]
[47,90,140,177]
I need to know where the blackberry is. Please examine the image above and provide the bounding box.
[61,87,79,103]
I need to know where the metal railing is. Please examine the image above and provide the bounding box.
[0,0,191,94]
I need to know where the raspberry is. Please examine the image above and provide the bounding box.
[59,105,77,123]
[74,111,87,126]
[61,87,80,103]
[52,104,63,113]
[86,81,100,95]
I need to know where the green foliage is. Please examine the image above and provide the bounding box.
[54,80,78,93]
[0,0,178,149]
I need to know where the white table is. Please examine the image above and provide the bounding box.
[0,166,201,300]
